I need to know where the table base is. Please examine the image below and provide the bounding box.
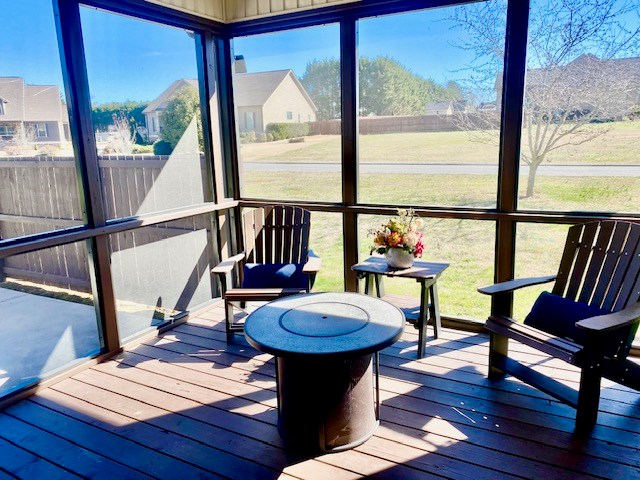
[277,354,378,453]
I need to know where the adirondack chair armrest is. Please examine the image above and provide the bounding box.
[302,250,322,274]
[478,275,557,295]
[576,301,640,333]
[211,252,246,275]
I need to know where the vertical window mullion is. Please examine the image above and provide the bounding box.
[53,0,120,351]
[494,0,531,317]
[340,17,359,292]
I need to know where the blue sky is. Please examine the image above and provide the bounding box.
[1,0,494,104]
[233,7,479,86]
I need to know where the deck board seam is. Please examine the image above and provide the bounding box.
[118,339,639,474]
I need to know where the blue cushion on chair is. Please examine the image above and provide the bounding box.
[524,291,610,344]
[242,263,307,289]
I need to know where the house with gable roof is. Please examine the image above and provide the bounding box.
[143,68,317,141]
[0,77,70,146]
[233,69,317,133]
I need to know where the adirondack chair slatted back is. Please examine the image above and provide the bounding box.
[553,221,640,311]
[551,221,640,358]
[243,206,311,266]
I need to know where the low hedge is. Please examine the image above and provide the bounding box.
[265,122,309,141]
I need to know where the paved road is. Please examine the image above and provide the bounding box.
[244,162,640,177]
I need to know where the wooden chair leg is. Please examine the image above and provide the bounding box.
[488,332,508,379]
[575,367,602,431]
[225,299,235,344]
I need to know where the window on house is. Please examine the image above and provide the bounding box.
[0,101,5,115]
[151,116,157,132]
[36,123,48,138]
[286,111,293,120]
[0,125,14,137]
[245,111,255,130]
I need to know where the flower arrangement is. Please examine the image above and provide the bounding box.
[369,208,425,257]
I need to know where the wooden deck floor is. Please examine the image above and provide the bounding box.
[1,298,639,479]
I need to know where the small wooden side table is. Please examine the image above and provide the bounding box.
[352,256,449,358]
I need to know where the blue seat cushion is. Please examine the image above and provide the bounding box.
[242,263,307,289]
[524,291,610,344]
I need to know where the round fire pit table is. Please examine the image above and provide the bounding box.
[244,292,404,453]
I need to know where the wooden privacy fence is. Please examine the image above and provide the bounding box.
[309,112,499,135]
[0,155,214,309]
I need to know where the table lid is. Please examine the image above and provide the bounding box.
[244,292,404,357]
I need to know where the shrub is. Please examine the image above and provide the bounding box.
[239,130,257,144]
[35,144,61,156]
[132,144,154,154]
[256,133,267,143]
[153,140,173,155]
[265,122,310,141]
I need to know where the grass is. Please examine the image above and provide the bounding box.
[10,121,639,323]
[241,120,640,165]
[240,119,640,320]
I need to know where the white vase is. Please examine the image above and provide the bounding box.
[385,247,414,269]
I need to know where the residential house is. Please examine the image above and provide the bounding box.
[425,99,474,116]
[142,78,198,142]
[143,69,317,140]
[494,54,640,119]
[234,69,317,133]
[0,77,70,145]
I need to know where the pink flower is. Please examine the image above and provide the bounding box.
[413,234,425,257]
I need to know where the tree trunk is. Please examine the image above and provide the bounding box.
[525,161,540,197]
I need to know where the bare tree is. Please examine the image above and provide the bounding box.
[104,113,136,154]
[450,0,640,197]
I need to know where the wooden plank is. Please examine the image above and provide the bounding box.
[0,436,80,480]
[291,206,303,263]
[300,207,310,263]
[258,0,271,15]
[35,387,323,480]
[552,224,583,297]
[270,0,284,13]
[3,299,640,480]
[6,400,217,480]
[579,221,615,304]
[0,413,154,480]
[594,223,633,308]
[254,207,266,263]
[610,223,640,310]
[282,205,294,263]
[565,222,599,301]
[264,207,274,264]
[273,205,284,263]
[176,319,640,430]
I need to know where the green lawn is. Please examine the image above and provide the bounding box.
[240,120,640,322]
[241,120,640,165]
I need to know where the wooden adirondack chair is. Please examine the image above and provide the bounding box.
[212,205,321,343]
[478,220,640,430]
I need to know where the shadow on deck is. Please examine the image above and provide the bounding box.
[0,299,639,479]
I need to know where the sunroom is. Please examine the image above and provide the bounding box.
[1,0,639,478]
